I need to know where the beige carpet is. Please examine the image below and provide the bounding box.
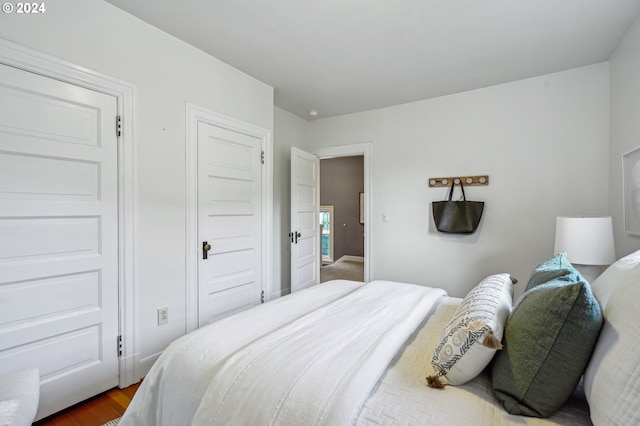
[320,258,364,282]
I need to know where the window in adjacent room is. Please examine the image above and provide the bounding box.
[320,205,334,263]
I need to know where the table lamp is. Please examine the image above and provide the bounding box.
[554,216,616,283]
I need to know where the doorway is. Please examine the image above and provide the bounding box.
[319,156,365,283]
[310,143,371,283]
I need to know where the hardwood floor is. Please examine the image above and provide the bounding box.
[34,381,141,426]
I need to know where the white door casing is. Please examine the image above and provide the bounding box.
[196,121,264,325]
[0,63,119,418]
[290,147,320,292]
[187,105,274,333]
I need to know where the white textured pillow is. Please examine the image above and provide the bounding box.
[583,262,640,426]
[427,273,513,387]
[590,249,640,309]
[0,367,39,426]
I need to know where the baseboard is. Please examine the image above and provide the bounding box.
[337,255,365,263]
[138,352,162,379]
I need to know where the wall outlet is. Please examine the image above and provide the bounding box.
[157,306,168,325]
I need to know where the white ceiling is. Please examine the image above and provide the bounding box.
[105,0,640,120]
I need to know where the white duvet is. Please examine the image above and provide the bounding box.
[120,280,446,426]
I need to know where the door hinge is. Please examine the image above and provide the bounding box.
[117,335,123,357]
[261,290,265,304]
[116,115,122,138]
[261,150,265,164]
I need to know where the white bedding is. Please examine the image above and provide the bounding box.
[120,280,445,426]
[120,279,365,426]
[121,280,592,426]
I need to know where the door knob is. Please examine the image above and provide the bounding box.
[203,241,212,259]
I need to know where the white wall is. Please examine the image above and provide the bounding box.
[609,16,640,258]
[273,107,311,296]
[0,0,273,378]
[306,64,610,298]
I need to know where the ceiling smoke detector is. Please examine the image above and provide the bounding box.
[309,109,319,117]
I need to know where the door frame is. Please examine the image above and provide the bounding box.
[185,103,273,333]
[0,39,138,387]
[310,143,372,282]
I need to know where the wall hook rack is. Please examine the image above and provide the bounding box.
[428,175,489,187]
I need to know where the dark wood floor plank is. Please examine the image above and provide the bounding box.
[106,383,141,414]
[76,397,121,424]
[104,391,128,415]
[33,381,140,426]
[35,408,82,426]
[120,382,141,400]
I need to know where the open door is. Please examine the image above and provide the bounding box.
[290,147,320,292]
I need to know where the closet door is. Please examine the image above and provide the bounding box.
[197,121,263,325]
[0,63,119,419]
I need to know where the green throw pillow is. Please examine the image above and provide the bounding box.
[525,252,583,291]
[491,279,603,417]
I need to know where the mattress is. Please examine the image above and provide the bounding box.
[355,297,592,426]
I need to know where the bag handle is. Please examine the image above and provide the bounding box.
[446,180,466,201]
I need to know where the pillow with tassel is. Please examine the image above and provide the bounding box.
[427,273,514,388]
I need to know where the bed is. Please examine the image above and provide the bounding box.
[120,250,640,426]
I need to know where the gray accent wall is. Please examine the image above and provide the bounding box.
[320,156,364,260]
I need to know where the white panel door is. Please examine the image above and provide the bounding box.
[0,63,119,419]
[197,121,262,325]
[290,147,320,292]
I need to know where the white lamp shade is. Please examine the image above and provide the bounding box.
[554,216,616,265]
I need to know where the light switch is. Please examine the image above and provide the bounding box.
[382,212,389,222]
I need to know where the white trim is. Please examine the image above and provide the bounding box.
[310,143,372,282]
[185,103,273,333]
[0,39,138,386]
[622,145,640,235]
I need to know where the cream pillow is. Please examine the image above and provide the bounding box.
[427,273,513,388]
[590,249,640,309]
[583,262,640,426]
